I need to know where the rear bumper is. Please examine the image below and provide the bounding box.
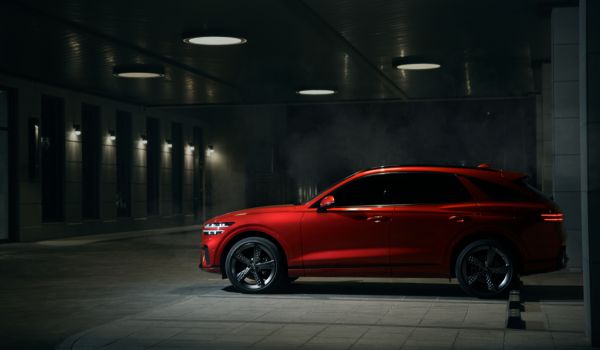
[522,246,568,275]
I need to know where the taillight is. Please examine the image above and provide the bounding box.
[541,213,564,222]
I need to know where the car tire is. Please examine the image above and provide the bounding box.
[455,239,516,298]
[225,237,283,293]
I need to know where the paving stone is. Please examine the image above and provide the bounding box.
[403,328,458,348]
[272,324,327,338]
[453,329,504,350]
[552,332,591,350]
[504,330,555,349]
[351,337,404,350]
[301,335,357,350]
[251,335,311,349]
[319,325,369,339]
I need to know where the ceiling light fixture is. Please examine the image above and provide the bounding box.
[296,89,337,96]
[396,63,441,70]
[108,129,116,141]
[113,64,165,78]
[73,124,81,136]
[392,57,441,70]
[182,34,247,46]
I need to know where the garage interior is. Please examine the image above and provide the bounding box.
[0,0,598,349]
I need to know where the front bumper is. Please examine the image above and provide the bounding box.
[199,245,221,274]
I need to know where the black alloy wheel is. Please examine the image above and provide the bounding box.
[456,239,516,298]
[225,237,282,293]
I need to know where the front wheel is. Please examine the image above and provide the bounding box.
[225,237,283,293]
[455,239,516,298]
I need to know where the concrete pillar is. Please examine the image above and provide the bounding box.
[552,7,581,269]
[580,0,600,346]
[0,90,8,240]
[536,63,553,195]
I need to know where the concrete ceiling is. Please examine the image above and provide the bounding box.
[0,0,558,106]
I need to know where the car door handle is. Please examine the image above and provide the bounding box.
[449,215,469,223]
[366,215,388,223]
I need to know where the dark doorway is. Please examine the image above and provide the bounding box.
[81,104,101,219]
[146,117,160,216]
[171,123,183,214]
[193,127,203,220]
[3,88,17,242]
[116,111,132,218]
[0,88,13,241]
[41,95,65,222]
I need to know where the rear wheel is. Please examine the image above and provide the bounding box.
[225,237,283,293]
[455,239,515,298]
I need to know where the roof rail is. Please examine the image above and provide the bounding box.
[363,164,500,172]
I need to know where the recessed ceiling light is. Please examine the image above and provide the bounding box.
[392,57,441,70]
[113,64,165,78]
[183,35,247,46]
[396,63,440,70]
[296,89,337,95]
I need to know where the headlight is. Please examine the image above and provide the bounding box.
[203,222,234,235]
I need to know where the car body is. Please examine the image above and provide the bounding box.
[200,165,567,297]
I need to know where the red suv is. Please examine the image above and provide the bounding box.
[200,165,567,298]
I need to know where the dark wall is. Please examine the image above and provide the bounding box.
[284,98,537,200]
[202,97,537,212]
[1,74,207,242]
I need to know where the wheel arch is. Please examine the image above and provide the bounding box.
[219,230,289,279]
[448,232,523,277]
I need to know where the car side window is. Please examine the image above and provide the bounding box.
[387,173,472,204]
[332,174,391,206]
[467,177,531,202]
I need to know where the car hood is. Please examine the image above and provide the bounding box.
[207,204,299,222]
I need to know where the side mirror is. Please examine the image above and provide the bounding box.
[318,195,335,212]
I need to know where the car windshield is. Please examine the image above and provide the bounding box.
[301,171,361,205]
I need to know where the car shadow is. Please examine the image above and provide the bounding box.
[223,281,475,299]
[220,281,583,301]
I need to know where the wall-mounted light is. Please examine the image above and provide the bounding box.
[392,56,441,70]
[28,118,40,180]
[188,143,195,152]
[165,139,173,149]
[113,64,165,78]
[206,145,214,157]
[140,135,148,145]
[73,124,82,136]
[296,89,337,95]
[108,129,116,141]
[182,33,247,46]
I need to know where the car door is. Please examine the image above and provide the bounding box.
[300,173,395,276]
[387,172,479,276]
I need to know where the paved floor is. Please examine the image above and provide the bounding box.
[0,231,591,350]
